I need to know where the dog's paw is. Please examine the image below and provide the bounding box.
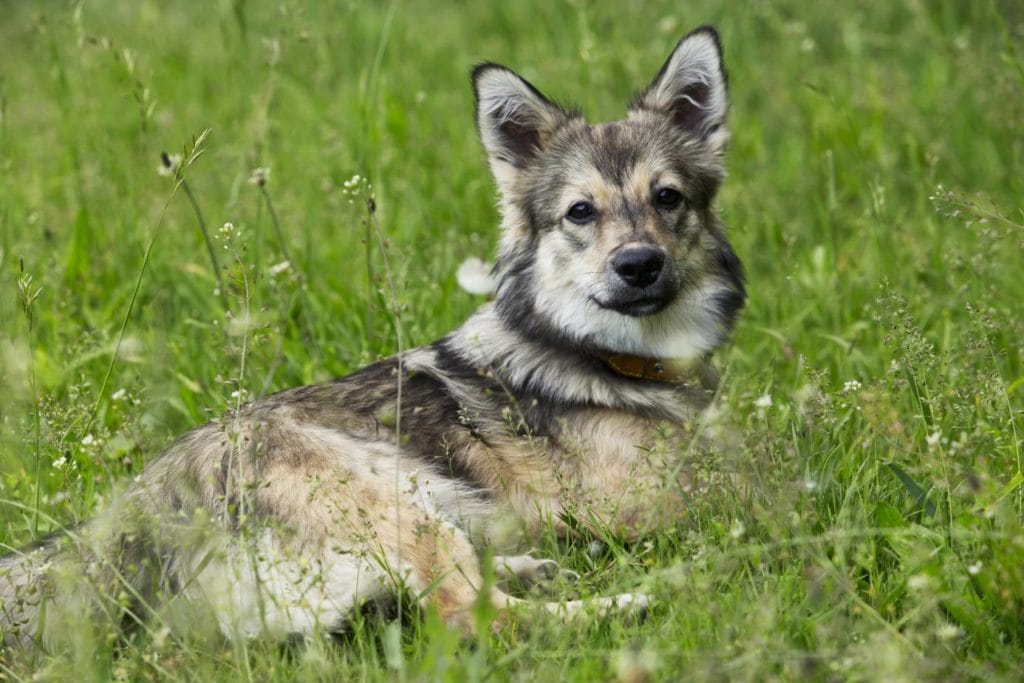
[533,559,581,585]
[593,592,651,622]
[536,591,652,623]
[493,555,580,591]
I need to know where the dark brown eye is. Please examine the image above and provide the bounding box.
[566,201,596,224]
[654,187,683,210]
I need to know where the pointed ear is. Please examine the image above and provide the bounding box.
[472,64,571,186]
[631,26,729,150]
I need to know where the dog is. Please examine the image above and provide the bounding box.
[0,25,744,649]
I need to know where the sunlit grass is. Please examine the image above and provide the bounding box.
[0,0,1022,679]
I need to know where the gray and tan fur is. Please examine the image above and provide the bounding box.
[0,26,744,649]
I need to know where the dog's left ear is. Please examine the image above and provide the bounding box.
[631,26,729,152]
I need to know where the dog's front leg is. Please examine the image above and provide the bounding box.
[389,522,648,632]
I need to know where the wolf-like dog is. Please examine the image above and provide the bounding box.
[0,26,744,648]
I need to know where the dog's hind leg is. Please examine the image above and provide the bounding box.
[374,507,494,636]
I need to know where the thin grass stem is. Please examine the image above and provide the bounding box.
[180,178,227,303]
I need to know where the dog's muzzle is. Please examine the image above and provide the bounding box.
[612,247,664,289]
[596,246,677,317]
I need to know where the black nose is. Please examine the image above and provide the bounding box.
[612,247,665,288]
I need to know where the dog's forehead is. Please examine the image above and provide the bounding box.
[549,119,674,188]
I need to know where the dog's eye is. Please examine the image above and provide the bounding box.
[654,187,683,210]
[566,201,596,224]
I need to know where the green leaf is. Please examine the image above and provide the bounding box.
[874,502,906,528]
[886,462,937,517]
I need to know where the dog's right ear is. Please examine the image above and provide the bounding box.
[472,64,570,190]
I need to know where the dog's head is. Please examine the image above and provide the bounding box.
[473,27,745,362]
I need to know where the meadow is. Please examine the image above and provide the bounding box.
[1,0,1022,680]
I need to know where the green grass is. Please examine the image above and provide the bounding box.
[1,0,1023,679]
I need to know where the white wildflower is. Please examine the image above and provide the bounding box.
[968,561,982,575]
[926,431,941,448]
[842,379,862,393]
[341,174,372,204]
[269,260,291,277]
[729,520,746,539]
[804,478,818,492]
[455,257,495,296]
[753,393,773,409]
[936,623,961,641]
[248,167,271,186]
[53,456,67,469]
[111,388,127,401]
[81,434,95,446]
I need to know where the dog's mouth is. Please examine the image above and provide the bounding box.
[592,294,672,318]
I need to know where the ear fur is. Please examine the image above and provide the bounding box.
[472,64,571,188]
[631,26,729,150]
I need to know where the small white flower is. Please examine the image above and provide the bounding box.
[455,257,495,296]
[53,456,67,469]
[804,478,818,492]
[341,174,372,200]
[936,623,961,641]
[926,431,941,448]
[729,520,745,539]
[842,379,862,393]
[269,260,291,277]
[968,561,982,575]
[111,388,127,401]
[81,434,95,446]
[754,393,773,409]
[248,167,271,186]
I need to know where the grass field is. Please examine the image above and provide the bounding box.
[1,0,1023,680]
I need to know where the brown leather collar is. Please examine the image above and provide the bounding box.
[595,350,714,386]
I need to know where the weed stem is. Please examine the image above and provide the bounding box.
[180,179,227,304]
